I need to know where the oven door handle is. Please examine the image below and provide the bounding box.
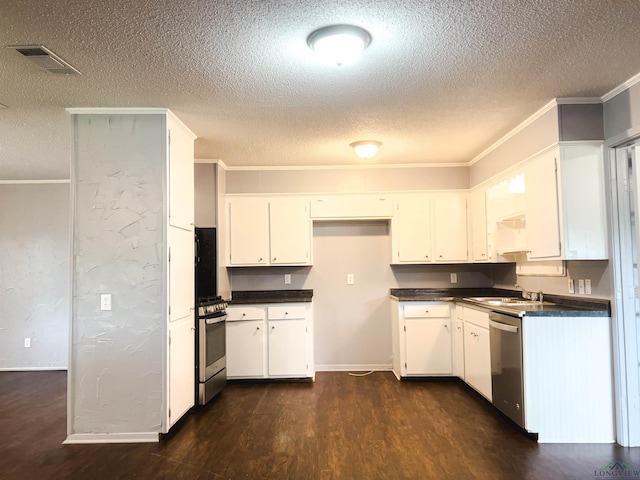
[204,314,228,325]
[489,319,519,333]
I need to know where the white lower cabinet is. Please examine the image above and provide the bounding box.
[457,304,492,401]
[453,316,465,380]
[226,303,313,379]
[391,300,453,377]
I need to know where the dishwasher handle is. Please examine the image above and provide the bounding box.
[489,319,519,333]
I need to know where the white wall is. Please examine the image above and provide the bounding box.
[0,183,69,370]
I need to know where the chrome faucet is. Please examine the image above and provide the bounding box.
[515,283,530,300]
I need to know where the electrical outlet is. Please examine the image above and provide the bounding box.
[284,274,291,285]
[347,273,355,285]
[585,279,592,295]
[24,337,31,348]
[578,279,585,295]
[450,273,458,284]
[100,294,112,311]
[568,278,575,294]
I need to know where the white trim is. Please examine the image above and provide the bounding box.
[0,367,67,371]
[222,162,468,171]
[63,433,159,444]
[0,179,70,184]
[555,97,602,105]
[602,71,640,103]
[605,125,640,149]
[314,363,392,372]
[66,107,171,115]
[468,99,558,166]
[194,158,224,164]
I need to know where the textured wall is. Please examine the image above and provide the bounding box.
[0,183,69,369]
[70,114,164,434]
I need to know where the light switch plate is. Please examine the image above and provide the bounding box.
[100,294,112,311]
[568,278,574,294]
[347,273,355,285]
[578,279,585,295]
[450,273,458,284]
[585,279,592,295]
[24,337,31,348]
[284,274,291,285]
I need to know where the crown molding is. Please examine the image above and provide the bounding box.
[220,162,467,171]
[601,71,640,103]
[0,179,70,184]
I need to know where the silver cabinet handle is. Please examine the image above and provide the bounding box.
[256,326,260,330]
[273,257,277,261]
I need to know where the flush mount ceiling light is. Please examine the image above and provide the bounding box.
[350,140,382,159]
[307,25,371,66]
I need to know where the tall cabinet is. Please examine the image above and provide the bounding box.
[67,108,196,442]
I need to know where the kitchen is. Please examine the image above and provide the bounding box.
[2,1,640,478]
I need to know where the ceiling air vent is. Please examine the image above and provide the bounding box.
[8,45,81,75]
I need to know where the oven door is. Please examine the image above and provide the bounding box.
[198,314,227,382]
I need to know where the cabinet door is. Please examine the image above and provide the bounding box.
[453,318,465,379]
[167,120,195,231]
[168,226,194,322]
[228,198,269,265]
[404,319,453,375]
[226,320,265,378]
[395,197,432,262]
[167,317,195,430]
[525,149,562,259]
[268,319,308,377]
[470,189,488,262]
[269,199,311,265]
[434,194,468,262]
[464,325,492,400]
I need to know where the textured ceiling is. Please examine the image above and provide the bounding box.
[2,0,640,180]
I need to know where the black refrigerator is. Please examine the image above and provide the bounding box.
[195,227,217,300]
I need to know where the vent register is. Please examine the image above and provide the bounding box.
[8,45,80,75]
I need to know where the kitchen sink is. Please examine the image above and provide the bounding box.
[464,297,550,307]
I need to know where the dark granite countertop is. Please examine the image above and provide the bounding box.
[390,288,610,317]
[229,289,313,305]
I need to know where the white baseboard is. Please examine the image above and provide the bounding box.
[0,367,67,371]
[315,363,392,372]
[63,432,159,444]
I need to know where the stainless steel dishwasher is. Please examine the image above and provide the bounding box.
[489,312,525,428]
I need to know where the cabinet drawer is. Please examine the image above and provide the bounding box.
[403,303,451,318]
[267,304,309,320]
[227,306,266,322]
[463,306,490,329]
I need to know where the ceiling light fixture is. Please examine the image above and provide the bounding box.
[350,140,382,159]
[307,25,371,66]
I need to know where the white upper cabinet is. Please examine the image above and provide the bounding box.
[310,195,393,219]
[227,197,312,266]
[470,188,488,262]
[433,193,468,262]
[228,197,270,265]
[393,195,433,263]
[524,144,607,260]
[269,199,312,265]
[392,193,468,264]
[167,115,196,231]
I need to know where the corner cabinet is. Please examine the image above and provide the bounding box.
[226,303,314,379]
[226,197,312,266]
[391,299,454,378]
[524,143,607,260]
[391,193,468,264]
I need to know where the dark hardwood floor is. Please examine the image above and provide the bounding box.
[1,370,638,479]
